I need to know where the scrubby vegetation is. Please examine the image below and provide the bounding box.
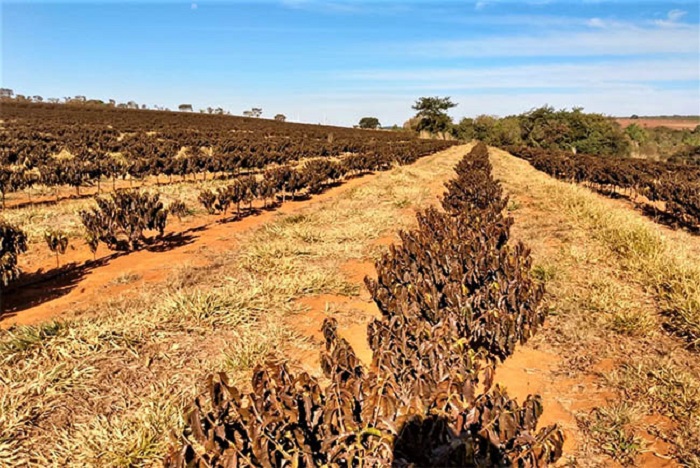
[452,106,699,164]
[453,106,630,157]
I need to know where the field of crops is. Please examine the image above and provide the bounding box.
[2,103,700,467]
[0,102,454,314]
[167,143,564,466]
[507,145,700,234]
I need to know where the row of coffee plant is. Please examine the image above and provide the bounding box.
[0,222,27,287]
[508,146,700,231]
[0,101,455,208]
[1,137,446,297]
[197,153,404,217]
[165,143,564,466]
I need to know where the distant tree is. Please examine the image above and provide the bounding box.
[518,106,630,157]
[108,99,116,107]
[179,104,193,112]
[251,107,262,118]
[452,117,475,141]
[630,114,640,119]
[625,123,648,144]
[412,96,457,136]
[32,95,43,102]
[275,114,286,122]
[0,88,13,99]
[473,115,498,141]
[359,117,381,129]
[243,110,254,118]
[47,98,60,104]
[141,104,147,110]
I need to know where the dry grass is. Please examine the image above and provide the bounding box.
[109,271,142,285]
[490,146,700,466]
[557,186,700,346]
[580,402,647,465]
[607,354,700,465]
[0,144,469,467]
[492,147,700,345]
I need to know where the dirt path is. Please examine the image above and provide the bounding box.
[280,144,471,376]
[1,164,434,327]
[489,147,700,466]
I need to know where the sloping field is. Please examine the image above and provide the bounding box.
[491,147,700,466]
[616,118,699,130]
[3,143,700,466]
[0,144,470,466]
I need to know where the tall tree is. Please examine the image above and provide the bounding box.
[412,96,457,135]
[358,117,381,129]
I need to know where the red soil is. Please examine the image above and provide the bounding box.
[1,173,383,328]
[616,118,699,130]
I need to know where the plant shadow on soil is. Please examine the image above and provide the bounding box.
[1,257,113,320]
[587,185,699,235]
[392,414,513,465]
[639,204,700,235]
[1,231,197,318]
[0,178,354,321]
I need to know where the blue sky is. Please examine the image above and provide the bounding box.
[2,1,699,126]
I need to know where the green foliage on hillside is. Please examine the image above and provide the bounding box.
[455,106,630,157]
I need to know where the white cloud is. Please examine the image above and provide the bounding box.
[655,9,688,27]
[585,18,606,28]
[407,22,698,57]
[668,9,687,22]
[340,58,698,92]
[191,3,198,9]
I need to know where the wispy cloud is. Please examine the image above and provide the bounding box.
[655,9,688,27]
[339,58,698,92]
[406,21,697,57]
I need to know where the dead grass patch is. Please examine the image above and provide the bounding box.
[490,146,700,466]
[580,402,647,465]
[0,144,470,466]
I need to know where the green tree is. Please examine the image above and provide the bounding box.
[358,117,380,129]
[473,115,498,141]
[492,117,523,146]
[518,106,629,157]
[412,96,457,135]
[625,123,648,144]
[452,117,475,141]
